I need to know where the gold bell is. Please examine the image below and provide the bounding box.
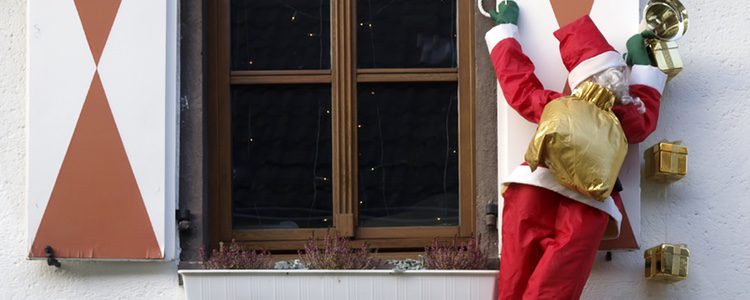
[641,0,689,79]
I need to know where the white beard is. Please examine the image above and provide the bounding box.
[589,67,646,114]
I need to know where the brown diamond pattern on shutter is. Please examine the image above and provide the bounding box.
[29,0,161,259]
[549,0,640,249]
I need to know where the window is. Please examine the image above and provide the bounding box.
[208,0,475,252]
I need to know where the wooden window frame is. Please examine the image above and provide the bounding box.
[207,0,475,252]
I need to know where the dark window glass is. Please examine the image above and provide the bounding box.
[231,85,332,229]
[231,0,330,70]
[357,0,457,68]
[357,83,459,227]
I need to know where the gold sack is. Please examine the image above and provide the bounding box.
[524,82,628,201]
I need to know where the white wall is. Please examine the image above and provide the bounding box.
[0,0,184,299]
[583,0,750,299]
[1,0,749,299]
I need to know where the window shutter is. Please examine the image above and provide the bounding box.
[27,0,177,260]
[496,0,641,251]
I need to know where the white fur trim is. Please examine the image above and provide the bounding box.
[630,64,667,95]
[568,51,626,90]
[634,97,646,114]
[502,165,623,238]
[485,24,519,53]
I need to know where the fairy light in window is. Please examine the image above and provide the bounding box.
[291,11,297,22]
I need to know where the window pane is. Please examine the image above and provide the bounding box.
[357,83,459,227]
[357,0,457,68]
[231,0,331,70]
[231,85,332,229]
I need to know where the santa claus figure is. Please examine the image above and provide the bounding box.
[486,1,667,299]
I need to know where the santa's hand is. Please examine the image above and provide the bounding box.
[625,31,653,66]
[489,1,519,26]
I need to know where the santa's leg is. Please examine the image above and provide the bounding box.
[522,198,609,299]
[498,184,560,300]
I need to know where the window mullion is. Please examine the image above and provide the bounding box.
[331,0,357,237]
[457,0,476,237]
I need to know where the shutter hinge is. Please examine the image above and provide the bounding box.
[485,202,498,229]
[45,245,61,268]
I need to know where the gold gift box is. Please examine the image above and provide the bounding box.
[644,243,690,281]
[647,40,683,80]
[644,141,687,182]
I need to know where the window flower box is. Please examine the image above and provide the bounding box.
[179,269,498,300]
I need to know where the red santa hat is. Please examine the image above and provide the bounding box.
[554,16,626,90]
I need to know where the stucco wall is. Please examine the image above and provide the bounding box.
[1,0,749,299]
[582,0,750,298]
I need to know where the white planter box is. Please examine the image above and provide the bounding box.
[179,269,498,300]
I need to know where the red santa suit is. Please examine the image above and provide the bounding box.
[486,16,667,299]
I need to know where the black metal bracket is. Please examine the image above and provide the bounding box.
[176,208,192,232]
[45,246,61,268]
[485,203,499,228]
[605,251,613,262]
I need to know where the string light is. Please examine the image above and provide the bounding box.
[308,33,316,37]
[325,109,330,114]
[323,218,328,222]
[436,217,442,221]
[359,22,364,27]
[322,177,328,181]
[452,150,457,154]
[248,60,254,65]
[370,167,376,171]
[291,11,297,22]
[368,23,373,29]
[370,91,376,95]
[359,201,363,204]
[248,138,254,142]
[358,124,362,128]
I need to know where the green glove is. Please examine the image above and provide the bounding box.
[489,1,519,26]
[625,30,655,66]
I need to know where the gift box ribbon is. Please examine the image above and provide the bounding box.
[671,245,682,276]
[658,140,685,175]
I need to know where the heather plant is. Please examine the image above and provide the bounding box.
[299,231,379,269]
[200,240,273,269]
[423,235,488,270]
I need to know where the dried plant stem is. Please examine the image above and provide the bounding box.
[299,230,379,270]
[423,234,488,270]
